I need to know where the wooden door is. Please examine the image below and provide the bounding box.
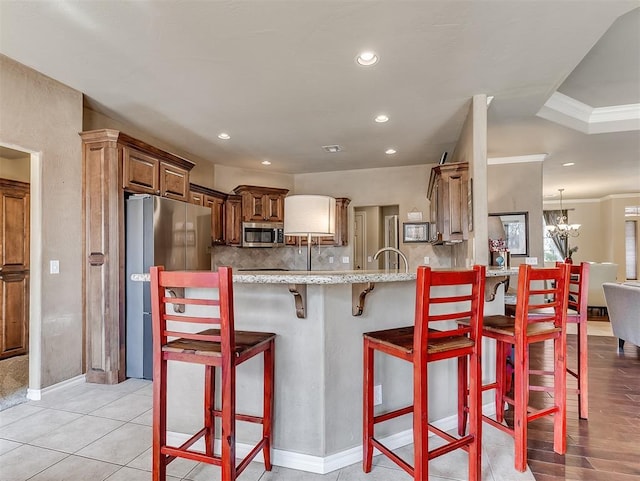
[0,179,30,360]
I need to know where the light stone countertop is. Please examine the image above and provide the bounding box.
[130,267,517,284]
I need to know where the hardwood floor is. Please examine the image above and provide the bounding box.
[505,330,640,481]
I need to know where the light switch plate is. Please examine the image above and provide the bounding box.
[341,256,350,264]
[50,260,59,274]
[524,257,538,265]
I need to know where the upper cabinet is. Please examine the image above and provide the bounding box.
[121,137,194,202]
[233,185,289,223]
[224,195,243,246]
[190,183,227,245]
[427,162,469,244]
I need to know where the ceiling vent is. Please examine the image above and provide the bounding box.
[322,145,342,153]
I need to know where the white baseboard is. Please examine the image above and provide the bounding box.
[27,374,86,401]
[167,401,496,475]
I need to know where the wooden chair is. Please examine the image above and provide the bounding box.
[150,266,276,481]
[363,265,486,481]
[458,263,570,472]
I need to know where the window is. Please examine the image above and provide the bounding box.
[625,220,637,280]
[543,211,566,262]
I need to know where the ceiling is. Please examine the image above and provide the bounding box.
[1,1,639,200]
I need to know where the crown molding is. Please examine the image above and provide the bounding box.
[488,154,547,165]
[537,91,640,134]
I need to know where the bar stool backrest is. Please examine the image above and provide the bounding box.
[413,265,486,361]
[556,261,590,317]
[515,264,571,337]
[150,266,235,366]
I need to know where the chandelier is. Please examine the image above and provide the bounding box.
[546,188,580,239]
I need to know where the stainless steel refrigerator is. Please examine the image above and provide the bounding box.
[125,194,212,379]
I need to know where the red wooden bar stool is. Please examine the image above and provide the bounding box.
[363,265,486,481]
[530,261,590,419]
[150,266,276,481]
[459,263,570,472]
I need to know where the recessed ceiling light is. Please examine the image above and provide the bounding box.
[261,160,271,165]
[374,114,389,123]
[217,132,230,140]
[562,162,575,167]
[356,51,378,66]
[385,148,397,155]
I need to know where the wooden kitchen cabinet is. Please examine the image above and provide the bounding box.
[234,185,288,222]
[190,184,227,245]
[225,195,243,246]
[285,197,351,246]
[122,142,193,201]
[80,129,196,384]
[427,162,469,244]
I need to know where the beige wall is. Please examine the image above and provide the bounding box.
[548,193,640,280]
[450,95,488,266]
[213,164,293,194]
[0,154,30,182]
[293,164,457,269]
[488,161,544,267]
[0,54,83,388]
[83,108,217,188]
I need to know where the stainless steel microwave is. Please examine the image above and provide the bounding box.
[242,222,285,247]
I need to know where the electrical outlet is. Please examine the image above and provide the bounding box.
[525,257,538,265]
[329,256,334,264]
[341,256,349,264]
[368,256,372,262]
[423,256,430,265]
[50,260,59,274]
[374,384,382,406]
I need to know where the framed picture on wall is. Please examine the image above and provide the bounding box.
[489,212,529,256]
[403,222,429,243]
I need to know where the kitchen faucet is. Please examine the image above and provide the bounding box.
[373,247,409,273]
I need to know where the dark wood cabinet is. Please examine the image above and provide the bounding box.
[204,193,226,245]
[122,142,193,202]
[225,195,243,246]
[81,129,196,384]
[427,162,469,244]
[190,184,227,245]
[285,197,351,246]
[233,185,288,223]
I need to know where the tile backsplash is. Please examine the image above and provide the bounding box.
[211,244,350,271]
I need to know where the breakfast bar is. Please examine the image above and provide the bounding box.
[159,268,514,474]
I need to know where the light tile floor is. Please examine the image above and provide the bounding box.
[0,379,535,481]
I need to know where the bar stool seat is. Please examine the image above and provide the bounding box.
[150,266,276,481]
[363,265,486,481]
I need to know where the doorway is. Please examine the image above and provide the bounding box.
[353,205,400,270]
[0,146,32,410]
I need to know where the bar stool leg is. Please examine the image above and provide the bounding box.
[577,317,589,419]
[152,357,167,481]
[494,341,507,423]
[513,338,529,472]
[362,339,374,473]
[221,361,237,481]
[413,357,429,481]
[468,349,482,481]
[554,335,567,455]
[263,340,275,470]
[204,366,215,457]
[457,353,468,436]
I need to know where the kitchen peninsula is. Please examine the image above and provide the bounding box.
[152,267,515,474]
